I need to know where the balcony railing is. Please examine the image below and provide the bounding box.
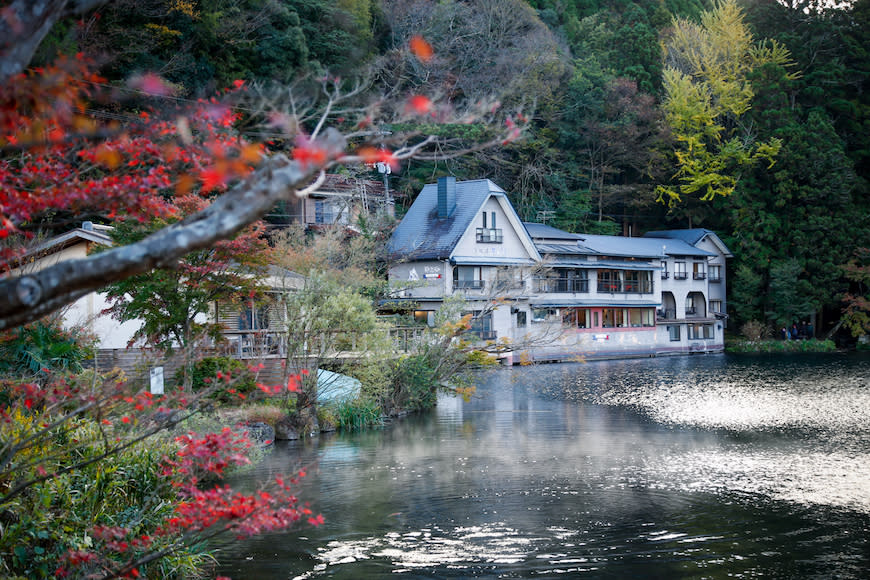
[453,279,485,290]
[673,272,688,280]
[661,272,669,279]
[596,280,653,294]
[534,278,589,293]
[693,272,707,280]
[476,228,503,243]
[685,307,697,316]
[709,275,722,283]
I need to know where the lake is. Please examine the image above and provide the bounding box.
[215,353,870,578]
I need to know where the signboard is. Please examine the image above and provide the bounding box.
[150,366,164,395]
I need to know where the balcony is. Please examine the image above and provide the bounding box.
[535,278,589,293]
[685,307,697,316]
[661,271,670,279]
[657,308,676,320]
[693,272,707,280]
[673,272,688,280]
[709,275,722,283]
[476,228,503,243]
[596,281,653,294]
[453,279,485,290]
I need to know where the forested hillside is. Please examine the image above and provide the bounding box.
[27,0,870,336]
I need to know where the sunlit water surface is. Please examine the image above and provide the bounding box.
[215,353,870,578]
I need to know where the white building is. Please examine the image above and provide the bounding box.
[386,177,732,362]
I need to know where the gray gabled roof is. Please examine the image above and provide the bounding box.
[527,225,714,260]
[387,179,510,260]
[524,222,584,242]
[643,229,733,258]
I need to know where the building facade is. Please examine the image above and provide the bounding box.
[386,177,732,363]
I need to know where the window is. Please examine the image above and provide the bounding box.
[598,270,622,293]
[532,308,557,322]
[624,271,652,293]
[710,300,723,315]
[453,266,484,290]
[576,308,591,329]
[468,311,496,340]
[688,323,714,340]
[629,308,654,327]
[602,308,616,328]
[668,325,681,341]
[693,262,707,280]
[477,211,502,243]
[685,295,697,316]
[562,309,577,326]
[661,260,669,279]
[516,310,527,327]
[709,265,722,282]
[674,261,687,280]
[314,200,334,224]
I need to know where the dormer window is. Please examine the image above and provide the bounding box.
[477,210,502,243]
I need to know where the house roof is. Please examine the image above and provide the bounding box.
[643,229,733,258]
[524,222,584,242]
[3,226,114,274]
[309,173,387,198]
[388,178,534,261]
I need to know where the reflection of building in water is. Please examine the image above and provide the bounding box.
[386,177,732,362]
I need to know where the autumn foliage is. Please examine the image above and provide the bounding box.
[0,54,261,261]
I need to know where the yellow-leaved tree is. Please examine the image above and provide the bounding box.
[657,0,799,205]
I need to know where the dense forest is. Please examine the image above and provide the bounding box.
[30,0,870,338]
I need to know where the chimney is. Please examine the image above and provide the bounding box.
[82,221,94,230]
[437,176,456,219]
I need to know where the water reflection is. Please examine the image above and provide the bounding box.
[216,354,870,579]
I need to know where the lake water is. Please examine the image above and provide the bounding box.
[215,353,870,579]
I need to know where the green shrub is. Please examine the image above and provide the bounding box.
[181,356,258,403]
[0,411,204,579]
[0,320,90,379]
[334,397,383,431]
[390,354,438,413]
[726,338,837,353]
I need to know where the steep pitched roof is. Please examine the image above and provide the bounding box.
[643,229,733,257]
[388,179,527,260]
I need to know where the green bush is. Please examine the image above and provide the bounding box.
[334,397,383,431]
[0,411,204,578]
[0,320,90,379]
[725,338,837,353]
[390,354,438,413]
[181,356,258,403]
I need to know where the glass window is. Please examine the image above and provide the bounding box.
[516,311,527,327]
[674,261,687,279]
[577,309,590,329]
[709,265,722,281]
[532,308,556,322]
[562,309,577,326]
[602,308,615,328]
[688,323,714,340]
[668,325,680,341]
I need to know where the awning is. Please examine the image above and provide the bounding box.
[547,260,660,271]
[450,256,537,266]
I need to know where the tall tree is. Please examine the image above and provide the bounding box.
[103,196,271,384]
[656,0,796,206]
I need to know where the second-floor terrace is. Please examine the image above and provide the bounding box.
[533,267,655,295]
